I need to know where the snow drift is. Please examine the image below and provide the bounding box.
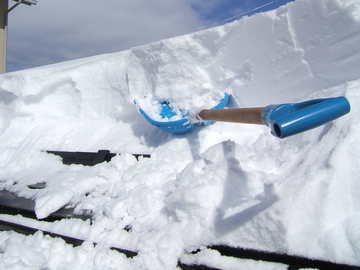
[0,0,360,269]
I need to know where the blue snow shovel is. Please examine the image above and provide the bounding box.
[136,95,350,138]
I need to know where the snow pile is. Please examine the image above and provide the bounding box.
[1,0,360,269]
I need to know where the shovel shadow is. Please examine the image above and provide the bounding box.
[213,142,279,238]
[214,186,279,238]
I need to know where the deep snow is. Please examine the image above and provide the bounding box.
[1,0,360,269]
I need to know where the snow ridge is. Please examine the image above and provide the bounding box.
[1,0,360,269]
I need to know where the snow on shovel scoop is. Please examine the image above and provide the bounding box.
[135,94,350,138]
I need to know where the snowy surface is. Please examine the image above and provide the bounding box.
[1,0,360,269]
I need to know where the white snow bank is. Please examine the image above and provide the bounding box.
[1,0,360,269]
[130,0,360,110]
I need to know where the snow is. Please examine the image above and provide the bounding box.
[0,0,360,269]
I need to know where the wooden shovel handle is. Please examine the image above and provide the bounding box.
[198,107,264,125]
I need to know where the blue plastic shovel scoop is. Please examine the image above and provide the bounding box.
[136,95,350,138]
[136,93,230,134]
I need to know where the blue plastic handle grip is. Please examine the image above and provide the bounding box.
[261,96,350,138]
